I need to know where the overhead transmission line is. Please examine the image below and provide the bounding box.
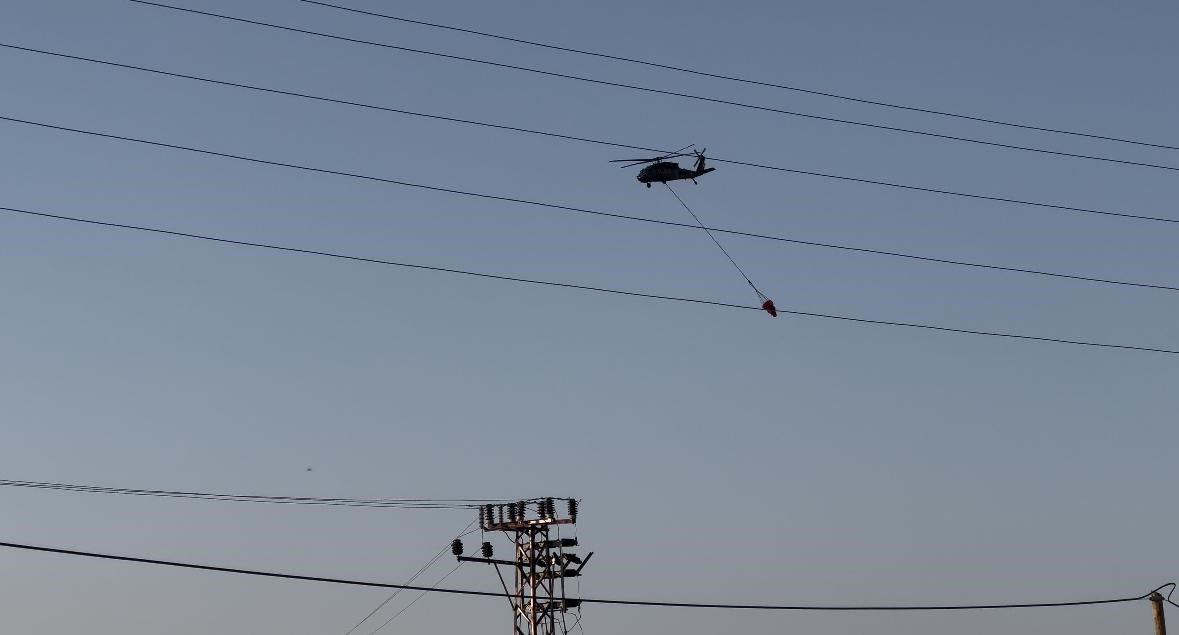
[0,479,506,509]
[366,562,464,635]
[341,520,477,635]
[0,202,754,313]
[297,0,1178,153]
[4,43,1175,227]
[1163,583,1178,610]
[129,0,1179,174]
[4,203,1179,356]
[0,109,1174,297]
[0,538,1171,612]
[343,550,446,635]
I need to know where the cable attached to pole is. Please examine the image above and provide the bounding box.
[342,521,477,635]
[0,538,1171,612]
[664,183,777,317]
[366,562,464,635]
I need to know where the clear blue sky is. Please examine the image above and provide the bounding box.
[1,0,1176,633]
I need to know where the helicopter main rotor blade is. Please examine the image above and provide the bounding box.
[608,144,694,165]
[609,152,692,165]
[612,155,692,168]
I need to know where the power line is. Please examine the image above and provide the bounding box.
[1166,587,1178,610]
[0,109,1174,297]
[5,42,1175,227]
[0,204,755,312]
[715,156,1179,225]
[1158,583,1177,610]
[343,521,477,635]
[4,203,1179,356]
[344,550,445,635]
[367,562,464,635]
[0,538,1169,611]
[128,0,1179,174]
[297,0,1179,153]
[0,479,506,509]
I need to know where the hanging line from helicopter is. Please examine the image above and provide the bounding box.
[663,182,778,318]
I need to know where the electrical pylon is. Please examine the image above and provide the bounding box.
[452,498,590,635]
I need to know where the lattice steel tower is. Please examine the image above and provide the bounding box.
[451,498,590,635]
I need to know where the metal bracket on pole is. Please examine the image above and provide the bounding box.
[457,555,519,567]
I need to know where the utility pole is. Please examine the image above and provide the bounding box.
[1150,592,1167,635]
[451,498,590,635]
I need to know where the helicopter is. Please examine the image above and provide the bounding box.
[610,145,715,187]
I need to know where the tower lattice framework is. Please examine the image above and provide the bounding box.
[453,498,589,635]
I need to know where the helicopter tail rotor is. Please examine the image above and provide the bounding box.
[693,148,708,172]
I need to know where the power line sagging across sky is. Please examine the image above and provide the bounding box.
[128,0,1179,174]
[4,42,1175,227]
[0,99,1172,293]
[0,538,1171,612]
[296,0,1179,153]
[3,204,1177,355]
[0,478,508,509]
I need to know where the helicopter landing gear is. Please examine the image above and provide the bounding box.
[645,183,651,188]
